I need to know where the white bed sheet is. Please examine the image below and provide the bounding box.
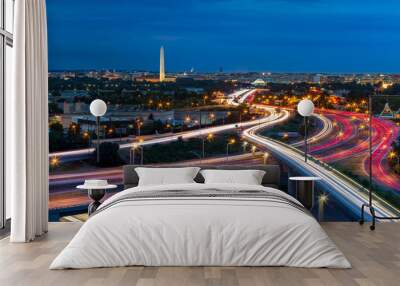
[50,183,351,269]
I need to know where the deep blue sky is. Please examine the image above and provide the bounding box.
[47,0,400,73]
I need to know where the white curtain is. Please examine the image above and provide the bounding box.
[9,0,48,242]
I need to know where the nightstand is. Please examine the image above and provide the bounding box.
[289,176,321,210]
[77,180,117,215]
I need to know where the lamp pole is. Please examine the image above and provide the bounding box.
[96,116,100,163]
[263,152,269,165]
[203,133,213,162]
[130,144,138,164]
[137,121,142,136]
[199,110,202,129]
[242,141,248,153]
[297,99,315,163]
[251,145,256,156]
[304,116,308,162]
[140,146,144,165]
[226,139,235,161]
[202,136,205,159]
[368,95,373,206]
[90,99,107,164]
[359,94,400,230]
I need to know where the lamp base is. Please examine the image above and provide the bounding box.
[359,203,400,231]
[88,189,105,215]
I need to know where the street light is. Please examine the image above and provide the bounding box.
[130,143,139,164]
[318,193,328,221]
[136,120,143,136]
[209,113,215,124]
[263,152,269,165]
[251,145,256,156]
[297,99,315,162]
[90,99,107,164]
[201,133,214,161]
[226,138,236,161]
[138,138,144,165]
[242,141,248,153]
[389,151,399,166]
[388,151,396,159]
[82,131,90,139]
[50,156,60,168]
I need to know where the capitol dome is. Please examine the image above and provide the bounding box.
[252,78,266,86]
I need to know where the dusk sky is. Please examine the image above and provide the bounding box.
[47,0,400,73]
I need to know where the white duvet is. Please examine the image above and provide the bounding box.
[50,183,351,269]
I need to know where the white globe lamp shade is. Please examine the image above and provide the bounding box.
[90,99,107,117]
[297,99,315,117]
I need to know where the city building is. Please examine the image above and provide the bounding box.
[312,74,321,84]
[252,78,267,86]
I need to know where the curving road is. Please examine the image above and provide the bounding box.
[258,103,399,193]
[362,118,400,190]
[303,109,399,192]
[292,112,333,148]
[242,107,399,219]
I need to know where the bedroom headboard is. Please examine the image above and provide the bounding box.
[123,165,281,189]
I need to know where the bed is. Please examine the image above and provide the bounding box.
[50,165,350,269]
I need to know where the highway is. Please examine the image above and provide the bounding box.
[363,118,400,190]
[49,153,266,210]
[300,109,400,192]
[225,88,253,105]
[292,112,333,148]
[49,88,280,163]
[312,110,370,161]
[255,103,399,193]
[241,108,399,219]
[50,108,270,162]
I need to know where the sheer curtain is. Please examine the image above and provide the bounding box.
[8,0,48,242]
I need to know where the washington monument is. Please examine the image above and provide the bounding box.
[159,46,165,82]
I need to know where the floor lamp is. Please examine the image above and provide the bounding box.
[297,99,315,162]
[90,99,107,164]
[359,94,400,230]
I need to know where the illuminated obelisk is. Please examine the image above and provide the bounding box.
[159,46,165,82]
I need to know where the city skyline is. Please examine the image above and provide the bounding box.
[47,0,400,73]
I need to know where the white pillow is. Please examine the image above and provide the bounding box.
[200,169,266,185]
[135,167,200,186]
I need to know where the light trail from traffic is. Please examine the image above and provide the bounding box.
[50,93,270,162]
[49,153,266,209]
[302,109,399,192]
[363,119,400,190]
[241,109,398,219]
[309,111,356,154]
[292,112,333,148]
[250,104,334,149]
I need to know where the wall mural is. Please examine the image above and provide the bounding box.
[47,2,400,223]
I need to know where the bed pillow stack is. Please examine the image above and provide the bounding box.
[200,169,266,185]
[135,167,201,186]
